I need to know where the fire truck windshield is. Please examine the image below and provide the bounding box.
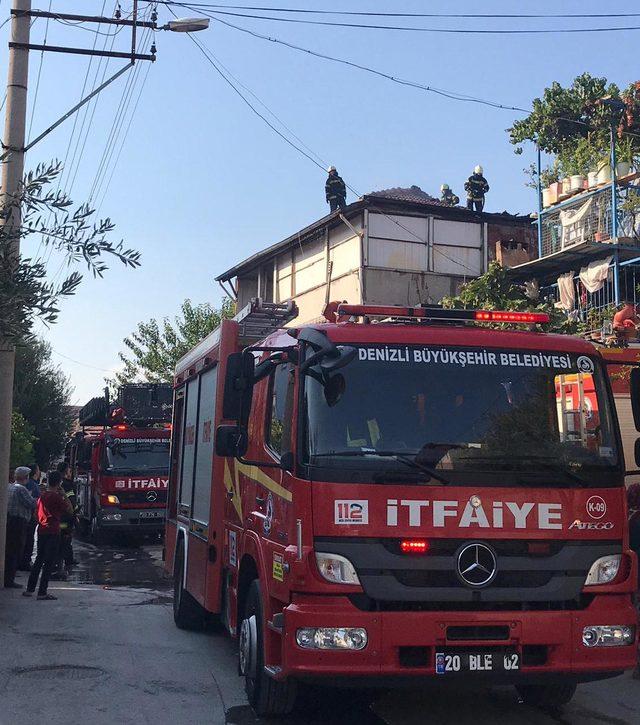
[302,345,621,487]
[105,438,170,473]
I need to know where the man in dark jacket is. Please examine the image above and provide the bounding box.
[464,165,489,212]
[326,166,346,212]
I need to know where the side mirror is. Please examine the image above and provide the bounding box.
[222,352,255,426]
[631,368,640,432]
[215,424,248,458]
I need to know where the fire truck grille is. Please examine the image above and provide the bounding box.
[315,538,621,612]
[117,490,167,505]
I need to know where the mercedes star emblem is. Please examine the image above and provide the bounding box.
[456,542,497,588]
[146,490,158,502]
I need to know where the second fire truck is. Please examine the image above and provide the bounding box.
[68,384,172,543]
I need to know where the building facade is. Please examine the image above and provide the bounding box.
[217,186,535,324]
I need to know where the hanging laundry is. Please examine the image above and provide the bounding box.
[557,272,576,311]
[578,256,613,293]
[559,197,593,248]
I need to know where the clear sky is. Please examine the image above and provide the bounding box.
[1,0,638,404]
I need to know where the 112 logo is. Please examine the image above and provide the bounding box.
[335,500,369,525]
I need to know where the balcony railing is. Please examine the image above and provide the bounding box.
[537,175,640,259]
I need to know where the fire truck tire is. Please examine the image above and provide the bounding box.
[240,580,297,716]
[90,516,105,546]
[173,540,204,630]
[515,681,577,708]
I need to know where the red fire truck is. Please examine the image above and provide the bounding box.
[165,299,638,716]
[69,384,172,543]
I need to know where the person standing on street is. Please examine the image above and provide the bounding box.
[23,471,72,601]
[54,461,78,575]
[4,467,36,588]
[19,463,41,572]
[326,166,347,212]
[464,165,490,212]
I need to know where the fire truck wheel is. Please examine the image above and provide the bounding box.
[240,580,297,716]
[515,681,577,708]
[90,516,105,546]
[173,540,204,630]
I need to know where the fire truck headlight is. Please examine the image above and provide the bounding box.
[582,625,635,647]
[296,627,368,650]
[315,553,360,585]
[584,555,621,585]
[106,495,120,505]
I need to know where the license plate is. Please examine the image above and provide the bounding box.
[435,650,519,674]
[139,511,164,519]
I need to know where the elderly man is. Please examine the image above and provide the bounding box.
[5,466,36,588]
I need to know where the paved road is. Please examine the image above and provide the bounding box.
[0,540,638,725]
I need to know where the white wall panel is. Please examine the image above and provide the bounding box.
[433,219,482,247]
[329,236,360,278]
[432,244,482,276]
[368,212,428,243]
[368,238,428,272]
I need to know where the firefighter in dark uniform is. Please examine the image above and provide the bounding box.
[326,166,347,212]
[440,183,460,206]
[53,461,78,577]
[464,165,489,212]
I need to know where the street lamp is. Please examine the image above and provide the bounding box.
[163,17,211,33]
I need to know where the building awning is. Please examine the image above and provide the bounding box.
[507,240,640,283]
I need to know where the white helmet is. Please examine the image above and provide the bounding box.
[474,165,483,175]
[327,165,336,173]
[441,183,449,191]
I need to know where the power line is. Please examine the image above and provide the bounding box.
[173,5,640,34]
[49,347,114,372]
[208,13,640,144]
[187,31,328,172]
[88,19,154,205]
[154,2,640,20]
[208,13,529,113]
[181,26,480,275]
[26,1,52,143]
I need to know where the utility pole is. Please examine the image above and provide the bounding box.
[0,0,31,588]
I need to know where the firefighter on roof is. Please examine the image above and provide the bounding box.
[464,165,489,212]
[326,166,346,212]
[440,183,459,206]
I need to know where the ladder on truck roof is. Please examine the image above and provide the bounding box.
[175,298,299,376]
[236,298,298,345]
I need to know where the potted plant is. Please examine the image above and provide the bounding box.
[596,153,612,184]
[539,165,560,206]
[615,136,635,178]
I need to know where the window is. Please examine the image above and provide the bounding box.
[266,364,294,456]
[179,377,200,509]
[303,346,619,487]
[192,367,217,524]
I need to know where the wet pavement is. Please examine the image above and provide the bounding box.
[67,536,170,589]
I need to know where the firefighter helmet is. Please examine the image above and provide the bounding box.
[474,165,483,175]
[441,183,449,191]
[327,165,337,173]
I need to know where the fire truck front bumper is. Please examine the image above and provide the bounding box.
[280,594,638,684]
[98,507,165,530]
